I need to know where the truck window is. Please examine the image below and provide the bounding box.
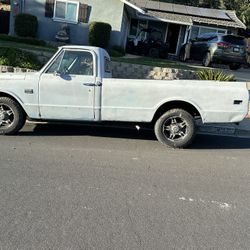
[46,50,94,76]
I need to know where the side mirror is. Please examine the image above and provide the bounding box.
[62,67,69,75]
[53,70,60,76]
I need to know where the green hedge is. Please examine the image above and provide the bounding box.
[0,34,47,47]
[0,47,42,70]
[89,22,111,49]
[107,46,125,57]
[14,14,38,38]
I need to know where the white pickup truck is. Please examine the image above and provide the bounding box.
[0,46,249,148]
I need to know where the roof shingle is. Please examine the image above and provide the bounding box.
[125,0,246,29]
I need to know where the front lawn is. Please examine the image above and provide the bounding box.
[0,47,42,70]
[0,36,57,53]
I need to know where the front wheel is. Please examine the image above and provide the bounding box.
[148,47,160,58]
[202,52,211,67]
[0,97,26,135]
[154,109,197,148]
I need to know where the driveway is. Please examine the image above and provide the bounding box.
[224,68,250,82]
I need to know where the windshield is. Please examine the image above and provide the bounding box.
[222,35,245,46]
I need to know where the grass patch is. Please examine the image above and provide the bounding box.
[0,38,57,53]
[0,47,42,70]
[112,57,198,71]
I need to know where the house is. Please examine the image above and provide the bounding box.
[9,0,246,56]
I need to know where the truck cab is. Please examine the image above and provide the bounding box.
[38,46,111,121]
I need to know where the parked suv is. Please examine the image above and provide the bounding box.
[179,33,247,70]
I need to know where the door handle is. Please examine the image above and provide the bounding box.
[83,82,102,87]
[83,83,96,87]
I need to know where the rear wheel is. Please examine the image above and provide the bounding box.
[154,109,197,148]
[0,97,26,135]
[229,63,241,70]
[202,52,211,67]
[148,47,160,58]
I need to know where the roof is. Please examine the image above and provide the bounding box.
[123,0,246,29]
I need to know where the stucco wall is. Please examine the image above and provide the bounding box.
[10,0,125,46]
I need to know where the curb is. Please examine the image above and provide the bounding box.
[198,121,250,138]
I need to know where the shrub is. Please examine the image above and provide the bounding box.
[0,34,47,47]
[14,14,38,38]
[89,22,111,49]
[107,49,124,58]
[111,46,125,55]
[0,47,42,70]
[197,69,235,81]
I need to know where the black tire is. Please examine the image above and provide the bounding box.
[154,109,196,149]
[148,47,160,58]
[159,50,168,59]
[0,97,26,135]
[229,63,241,71]
[202,52,211,67]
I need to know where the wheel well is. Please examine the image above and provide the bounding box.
[0,92,27,116]
[152,101,201,123]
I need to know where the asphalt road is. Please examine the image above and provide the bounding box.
[1,123,250,250]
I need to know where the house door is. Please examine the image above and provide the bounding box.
[166,24,181,54]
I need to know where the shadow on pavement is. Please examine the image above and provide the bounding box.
[20,123,250,150]
[21,123,157,140]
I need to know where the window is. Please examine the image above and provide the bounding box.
[222,35,245,46]
[105,57,111,73]
[46,50,94,76]
[189,26,226,41]
[54,0,79,23]
[197,33,218,42]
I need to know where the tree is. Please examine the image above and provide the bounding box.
[225,0,250,29]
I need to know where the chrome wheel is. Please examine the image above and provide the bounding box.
[154,109,197,148]
[0,104,14,128]
[162,116,187,141]
[0,97,26,135]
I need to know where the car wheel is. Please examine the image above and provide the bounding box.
[0,97,26,135]
[148,48,160,58]
[202,52,211,67]
[159,50,168,59]
[154,109,197,149]
[229,63,241,70]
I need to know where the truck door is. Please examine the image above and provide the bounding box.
[38,49,96,121]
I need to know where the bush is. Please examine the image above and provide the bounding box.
[0,34,47,47]
[111,46,125,55]
[107,49,124,58]
[89,22,111,49]
[0,47,42,70]
[14,14,38,38]
[197,69,235,81]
